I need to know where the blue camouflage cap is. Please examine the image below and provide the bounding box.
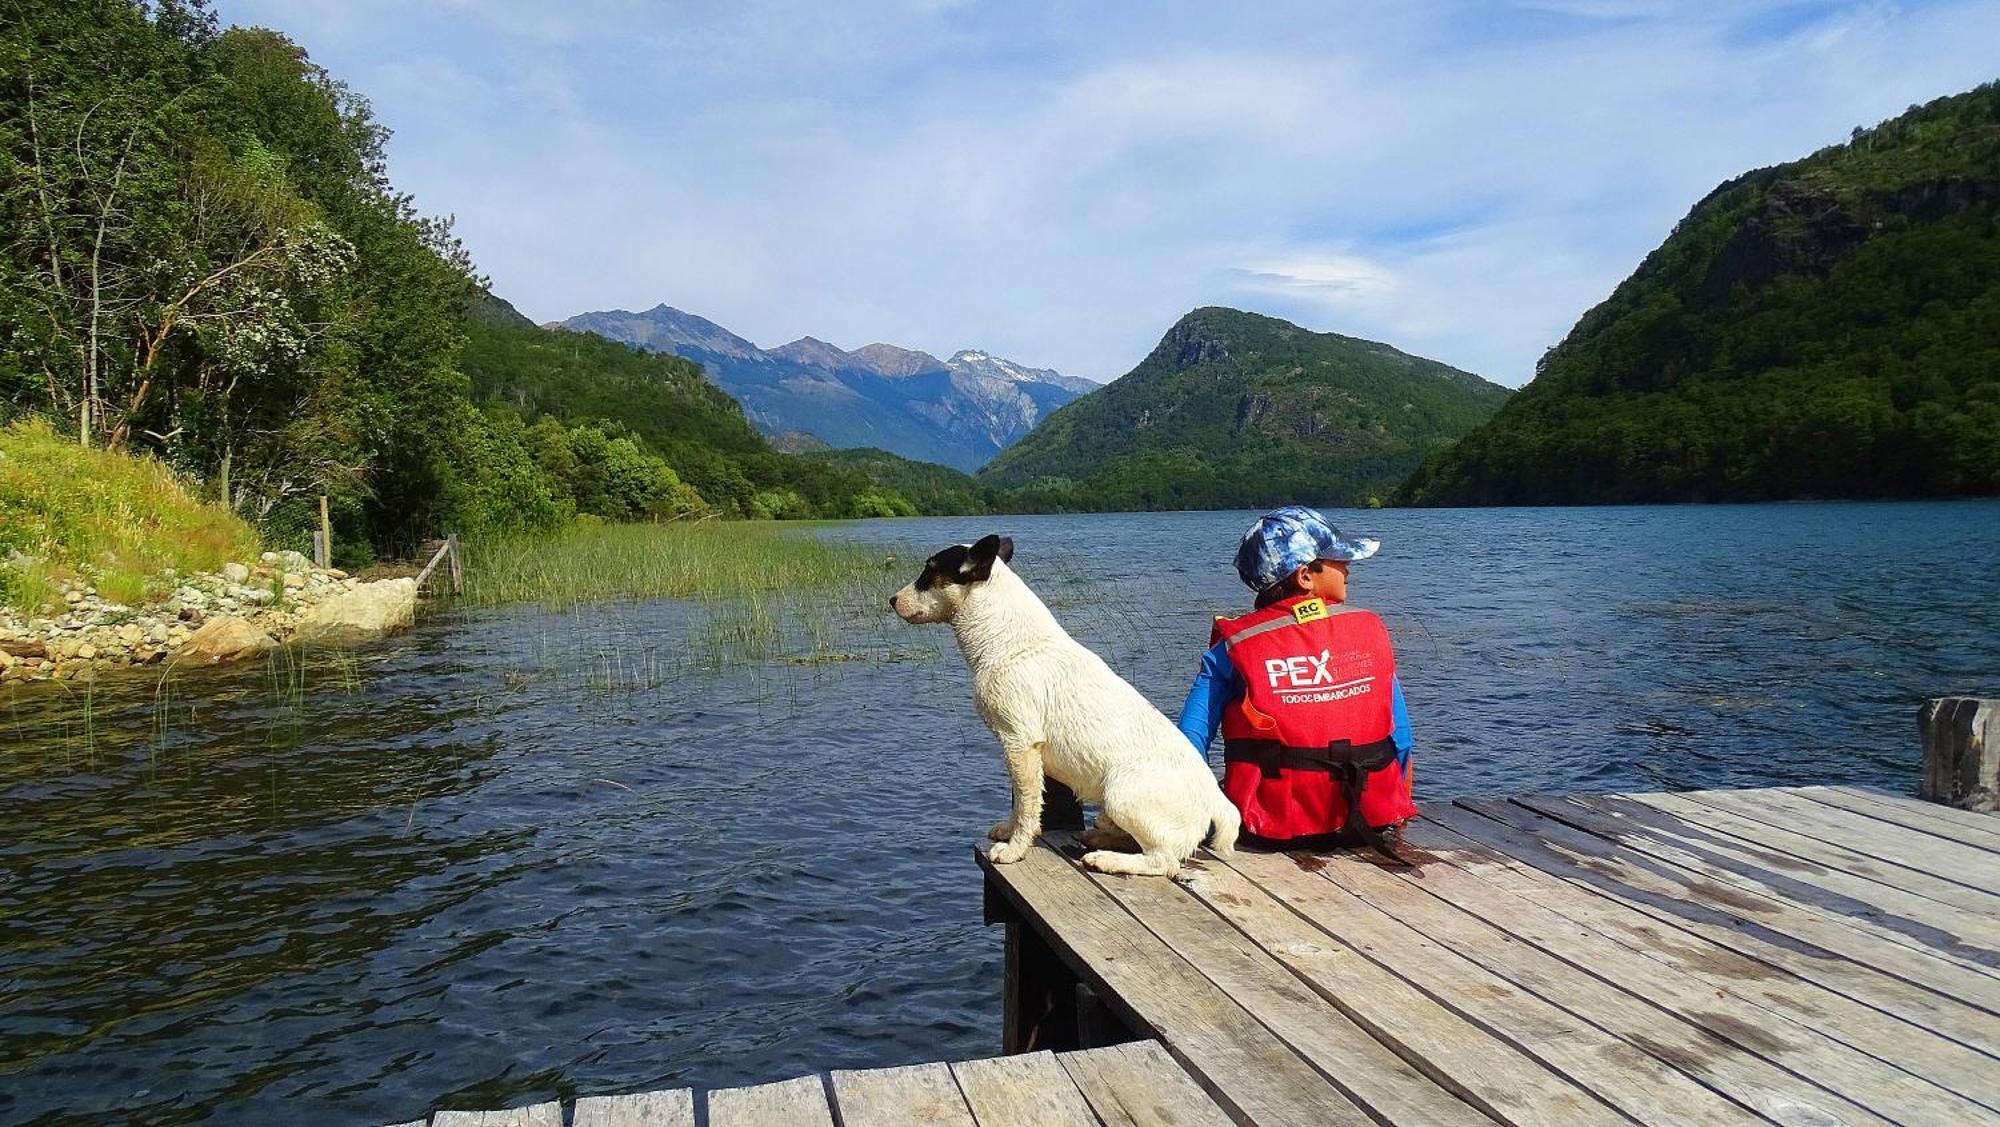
[1233,505,1380,592]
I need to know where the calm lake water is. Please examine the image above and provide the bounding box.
[3,502,1997,1124]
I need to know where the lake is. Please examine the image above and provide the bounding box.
[2,502,1996,1124]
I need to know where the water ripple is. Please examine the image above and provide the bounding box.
[2,501,1997,1124]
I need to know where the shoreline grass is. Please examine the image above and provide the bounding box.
[460,520,897,611]
[0,420,260,616]
[460,519,932,673]
[6,520,931,762]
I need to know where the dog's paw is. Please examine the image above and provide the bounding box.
[988,840,1030,864]
[987,820,1015,842]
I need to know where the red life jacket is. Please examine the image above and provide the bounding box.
[1213,595,1415,841]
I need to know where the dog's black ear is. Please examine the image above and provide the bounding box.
[966,534,1010,581]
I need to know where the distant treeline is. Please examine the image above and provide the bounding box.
[0,0,927,563]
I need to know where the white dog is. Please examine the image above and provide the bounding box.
[891,534,1239,877]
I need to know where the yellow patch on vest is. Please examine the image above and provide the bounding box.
[1292,598,1328,624]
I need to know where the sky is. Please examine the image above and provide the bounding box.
[213,0,1999,387]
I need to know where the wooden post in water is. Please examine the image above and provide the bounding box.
[446,534,463,595]
[413,539,452,592]
[1920,697,1999,813]
[316,495,332,569]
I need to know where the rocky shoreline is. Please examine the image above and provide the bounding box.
[0,550,418,685]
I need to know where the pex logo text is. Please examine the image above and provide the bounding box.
[1265,649,1334,689]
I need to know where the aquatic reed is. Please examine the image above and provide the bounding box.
[461,520,941,681]
[459,521,895,610]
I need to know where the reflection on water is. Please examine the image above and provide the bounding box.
[3,501,1998,1124]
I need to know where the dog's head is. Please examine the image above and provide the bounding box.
[890,534,1014,623]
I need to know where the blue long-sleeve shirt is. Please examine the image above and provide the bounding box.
[1176,640,1413,764]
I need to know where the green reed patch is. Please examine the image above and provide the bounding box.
[460,520,897,609]
[458,521,938,674]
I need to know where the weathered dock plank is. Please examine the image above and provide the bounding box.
[830,1061,976,1126]
[949,1050,1098,1126]
[1792,786,2000,849]
[1681,787,2000,895]
[1556,793,2000,956]
[977,785,2000,1126]
[1211,848,1687,1126]
[571,1089,695,1127]
[977,841,1374,1125]
[1054,833,1496,1125]
[1429,801,2000,1057]
[1057,1042,1233,1127]
[1643,789,2000,913]
[706,1075,834,1127]
[1177,848,1622,1125]
[430,1103,562,1127]
[1497,795,2000,1002]
[1417,816,2000,1114]
[1350,822,1982,1126]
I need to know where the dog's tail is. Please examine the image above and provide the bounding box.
[1207,793,1241,857]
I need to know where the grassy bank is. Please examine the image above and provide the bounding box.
[0,421,260,615]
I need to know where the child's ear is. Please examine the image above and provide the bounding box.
[966,534,1010,580]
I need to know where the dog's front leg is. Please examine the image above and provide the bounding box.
[987,739,1045,865]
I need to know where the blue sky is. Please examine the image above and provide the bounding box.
[214,0,1999,386]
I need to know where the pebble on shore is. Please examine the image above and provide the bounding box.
[0,550,409,685]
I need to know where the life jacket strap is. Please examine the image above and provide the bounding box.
[1223,737,1400,778]
[1222,737,1411,867]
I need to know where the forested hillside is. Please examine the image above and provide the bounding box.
[1401,82,2000,505]
[801,447,993,515]
[980,308,1510,510]
[0,1,921,561]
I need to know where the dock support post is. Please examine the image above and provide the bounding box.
[1921,697,1999,813]
[985,872,1080,1054]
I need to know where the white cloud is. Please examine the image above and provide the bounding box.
[1235,253,1405,306]
[212,0,2000,386]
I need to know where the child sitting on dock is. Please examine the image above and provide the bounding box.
[1177,506,1415,857]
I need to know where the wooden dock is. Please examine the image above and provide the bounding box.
[395,1040,1231,1125]
[391,783,1998,1126]
[978,784,2000,1126]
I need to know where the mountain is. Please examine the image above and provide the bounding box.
[459,310,921,520]
[1401,82,2000,506]
[978,308,1511,510]
[558,305,1096,472]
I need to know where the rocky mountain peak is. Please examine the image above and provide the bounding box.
[849,342,947,378]
[563,305,763,360]
[767,336,853,368]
